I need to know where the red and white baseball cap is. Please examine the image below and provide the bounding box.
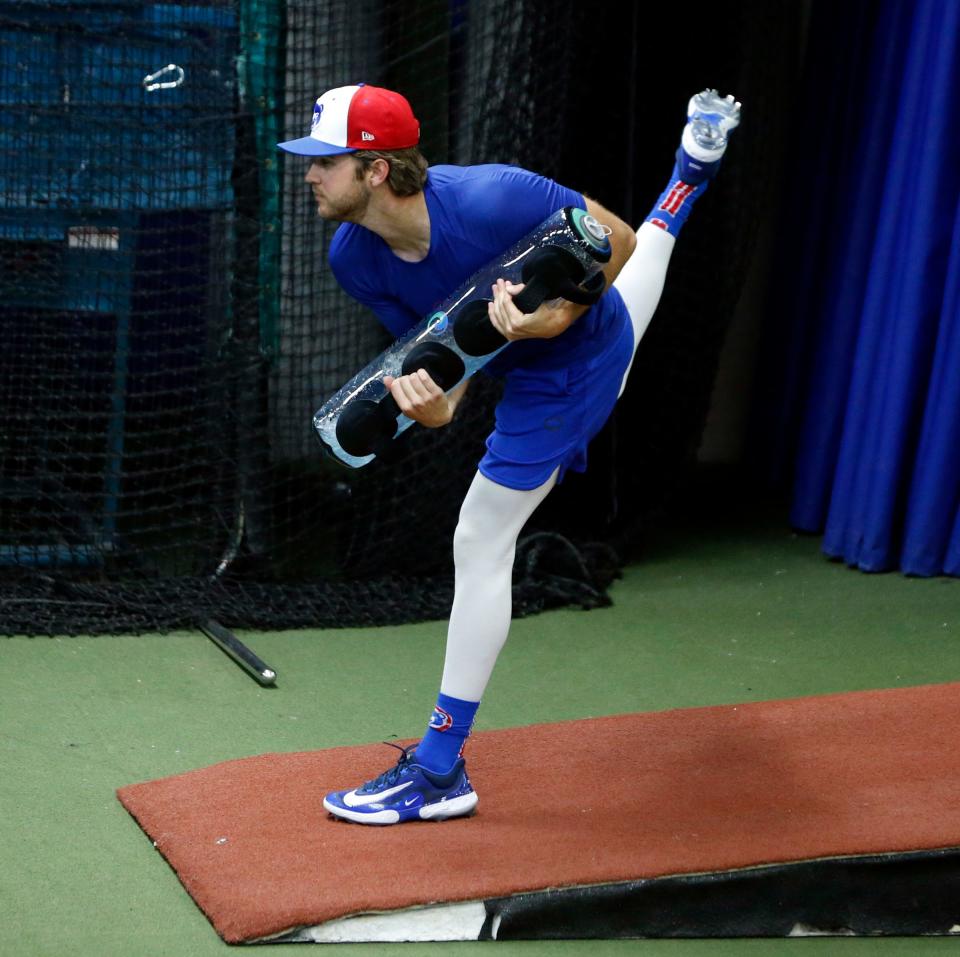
[277,83,420,156]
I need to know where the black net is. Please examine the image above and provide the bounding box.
[0,0,800,635]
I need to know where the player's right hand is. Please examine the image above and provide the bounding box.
[383,369,455,428]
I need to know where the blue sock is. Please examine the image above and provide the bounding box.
[414,692,479,774]
[644,165,710,238]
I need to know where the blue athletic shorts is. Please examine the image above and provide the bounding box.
[478,314,635,490]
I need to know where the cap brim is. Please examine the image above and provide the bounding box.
[276,136,356,156]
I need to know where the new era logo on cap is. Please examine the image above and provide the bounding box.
[277,83,420,157]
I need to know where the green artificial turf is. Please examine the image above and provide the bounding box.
[2,501,958,955]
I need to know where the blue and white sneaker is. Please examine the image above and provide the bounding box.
[323,743,479,825]
[677,89,742,185]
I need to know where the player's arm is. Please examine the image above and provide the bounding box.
[487,195,637,341]
[335,288,469,428]
[383,373,469,428]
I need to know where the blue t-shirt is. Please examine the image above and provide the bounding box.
[329,164,629,377]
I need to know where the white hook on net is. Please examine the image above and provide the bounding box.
[143,64,185,92]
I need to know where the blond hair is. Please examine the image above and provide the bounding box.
[353,147,428,196]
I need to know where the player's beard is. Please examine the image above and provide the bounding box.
[316,178,372,224]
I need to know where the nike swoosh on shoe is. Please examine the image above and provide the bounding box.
[342,780,413,807]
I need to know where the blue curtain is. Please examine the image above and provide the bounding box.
[761,0,960,576]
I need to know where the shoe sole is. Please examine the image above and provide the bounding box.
[323,790,478,826]
[687,90,742,131]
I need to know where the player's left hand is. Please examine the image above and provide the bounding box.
[487,278,578,340]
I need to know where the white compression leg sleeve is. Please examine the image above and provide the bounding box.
[437,224,674,703]
[614,221,677,396]
[439,468,558,702]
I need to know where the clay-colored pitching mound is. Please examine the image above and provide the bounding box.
[118,683,960,943]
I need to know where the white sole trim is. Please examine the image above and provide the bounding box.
[323,790,478,826]
[419,791,478,820]
[681,125,725,164]
[323,797,399,825]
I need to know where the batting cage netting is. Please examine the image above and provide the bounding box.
[0,0,800,635]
